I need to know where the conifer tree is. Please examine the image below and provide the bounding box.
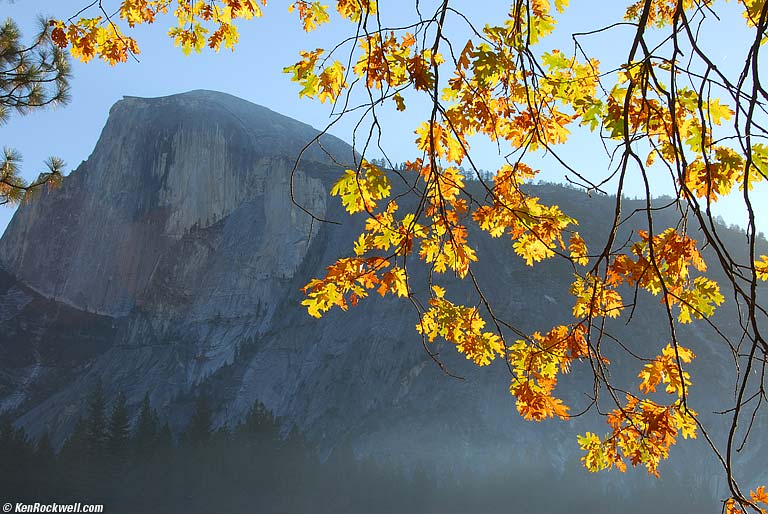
[0,416,31,459]
[133,393,158,456]
[0,17,69,204]
[0,417,38,499]
[107,391,130,458]
[34,430,54,464]
[31,431,55,499]
[59,417,88,462]
[238,401,280,446]
[85,382,108,457]
[156,422,172,449]
[0,414,13,461]
[184,392,212,446]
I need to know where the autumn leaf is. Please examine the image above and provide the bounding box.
[289,1,330,32]
[417,294,504,366]
[335,0,377,22]
[570,274,624,319]
[318,60,347,103]
[330,162,391,214]
[377,267,408,298]
[393,92,406,111]
[578,432,614,472]
[638,344,695,396]
[751,486,768,506]
[283,48,325,98]
[415,121,467,164]
[757,255,768,281]
[568,232,589,266]
[682,147,744,202]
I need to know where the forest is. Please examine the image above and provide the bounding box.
[0,386,718,514]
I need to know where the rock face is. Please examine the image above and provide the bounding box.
[0,90,349,317]
[0,89,359,441]
[0,90,765,509]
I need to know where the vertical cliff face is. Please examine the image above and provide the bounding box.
[0,90,349,317]
[0,91,365,441]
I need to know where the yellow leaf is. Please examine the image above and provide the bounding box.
[330,163,391,214]
[757,255,768,281]
[568,232,589,266]
[289,1,330,32]
[393,92,406,111]
[283,48,325,99]
[318,60,347,103]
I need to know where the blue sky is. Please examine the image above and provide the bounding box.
[1,0,765,234]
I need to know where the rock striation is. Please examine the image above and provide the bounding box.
[0,90,350,317]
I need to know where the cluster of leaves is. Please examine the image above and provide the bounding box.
[50,0,268,61]
[50,0,380,62]
[507,323,589,421]
[605,228,725,323]
[50,15,140,64]
[417,285,504,367]
[45,0,768,511]
[288,0,733,480]
[727,488,768,514]
[281,1,768,510]
[578,344,698,477]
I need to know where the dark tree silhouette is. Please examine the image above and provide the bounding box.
[184,391,213,446]
[107,391,130,459]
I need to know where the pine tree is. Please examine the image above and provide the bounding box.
[58,416,97,498]
[32,431,56,499]
[156,422,172,449]
[59,417,88,462]
[133,393,158,456]
[184,392,212,446]
[0,17,69,205]
[33,431,55,470]
[0,417,34,499]
[85,382,108,458]
[0,414,14,464]
[239,401,279,443]
[107,391,130,459]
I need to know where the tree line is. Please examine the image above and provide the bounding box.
[0,386,448,514]
[0,385,717,514]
